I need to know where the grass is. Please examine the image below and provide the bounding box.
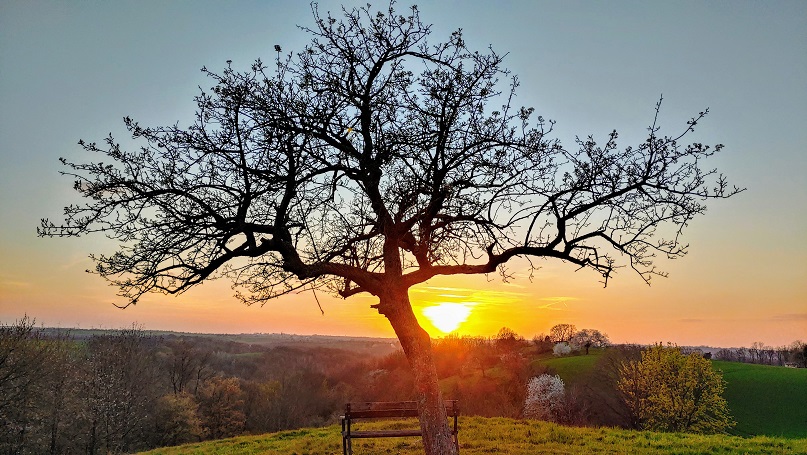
[712,360,807,438]
[538,350,604,386]
[139,416,807,455]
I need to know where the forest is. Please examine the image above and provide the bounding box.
[2,316,805,454]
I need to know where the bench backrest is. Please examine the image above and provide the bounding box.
[344,400,459,420]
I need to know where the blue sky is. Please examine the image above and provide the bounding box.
[1,1,805,347]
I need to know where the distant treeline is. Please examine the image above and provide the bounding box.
[714,341,806,367]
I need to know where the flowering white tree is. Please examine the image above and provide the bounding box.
[553,342,573,357]
[524,374,566,421]
[570,329,611,354]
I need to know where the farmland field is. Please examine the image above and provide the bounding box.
[712,360,807,438]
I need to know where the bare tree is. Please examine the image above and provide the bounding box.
[749,341,765,364]
[775,346,788,366]
[791,340,807,368]
[159,338,213,395]
[80,328,158,454]
[494,327,524,354]
[39,4,740,453]
[550,324,578,343]
[0,317,73,454]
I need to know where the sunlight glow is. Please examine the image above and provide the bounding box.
[422,303,472,333]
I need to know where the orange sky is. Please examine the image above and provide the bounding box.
[2,237,803,348]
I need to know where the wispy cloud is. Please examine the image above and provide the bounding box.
[0,273,32,289]
[0,279,31,288]
[411,286,528,308]
[435,294,470,299]
[534,302,563,310]
[771,313,807,321]
[411,286,461,293]
[60,253,91,270]
[534,296,578,311]
[539,296,579,303]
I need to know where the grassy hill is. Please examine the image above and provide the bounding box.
[139,417,807,455]
[536,351,807,438]
[538,349,604,386]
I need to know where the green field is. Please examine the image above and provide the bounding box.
[538,350,604,386]
[536,352,807,438]
[712,361,807,438]
[139,416,807,455]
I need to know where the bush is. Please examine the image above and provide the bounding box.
[524,374,566,421]
[617,344,735,433]
[154,393,203,446]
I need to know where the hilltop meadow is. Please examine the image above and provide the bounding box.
[139,418,807,455]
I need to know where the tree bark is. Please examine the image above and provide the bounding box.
[379,286,458,455]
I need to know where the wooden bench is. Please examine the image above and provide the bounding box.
[341,400,459,455]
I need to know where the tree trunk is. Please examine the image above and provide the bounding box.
[379,287,458,455]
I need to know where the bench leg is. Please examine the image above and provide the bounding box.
[454,413,459,453]
[345,418,352,455]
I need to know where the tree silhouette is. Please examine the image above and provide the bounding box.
[550,324,577,343]
[39,4,741,453]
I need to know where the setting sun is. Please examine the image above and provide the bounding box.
[422,303,472,334]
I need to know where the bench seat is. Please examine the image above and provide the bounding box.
[349,429,423,438]
[341,400,459,454]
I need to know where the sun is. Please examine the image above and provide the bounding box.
[422,303,472,334]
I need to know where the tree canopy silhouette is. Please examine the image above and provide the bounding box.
[40,3,741,453]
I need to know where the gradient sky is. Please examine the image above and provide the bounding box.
[1,1,805,348]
